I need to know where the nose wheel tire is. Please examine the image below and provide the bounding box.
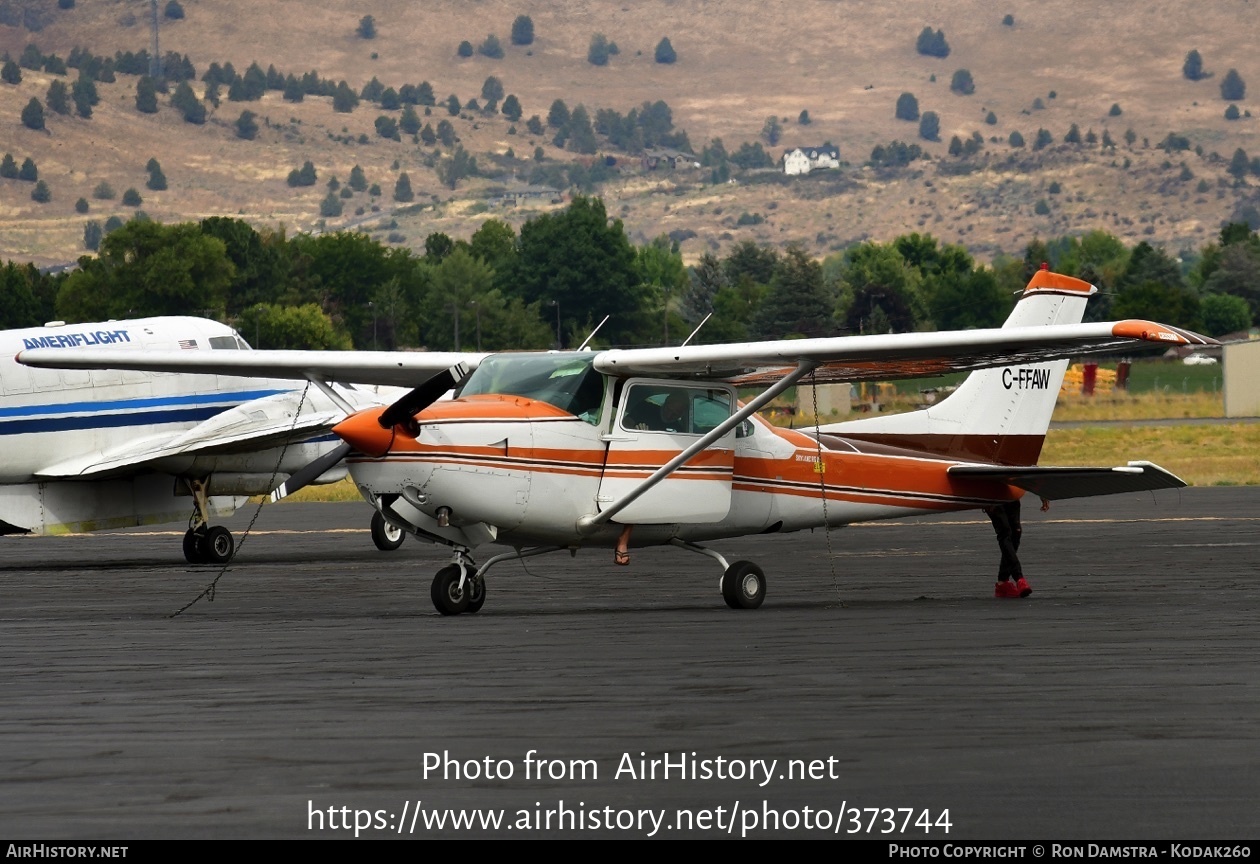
[431,565,472,616]
[721,560,766,609]
[370,511,406,551]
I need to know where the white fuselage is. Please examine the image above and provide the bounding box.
[0,317,365,534]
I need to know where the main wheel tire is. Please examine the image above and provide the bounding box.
[370,511,406,551]
[431,565,470,616]
[465,577,486,614]
[182,528,205,564]
[721,560,766,609]
[202,525,235,565]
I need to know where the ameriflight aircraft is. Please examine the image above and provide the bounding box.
[2,316,402,563]
[22,270,1214,612]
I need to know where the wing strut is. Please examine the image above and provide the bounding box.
[576,359,819,535]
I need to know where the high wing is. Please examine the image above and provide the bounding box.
[946,461,1187,500]
[592,320,1214,385]
[20,322,1211,388]
[17,348,489,388]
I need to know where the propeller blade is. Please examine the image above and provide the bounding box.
[272,361,470,504]
[378,362,470,431]
[269,441,353,503]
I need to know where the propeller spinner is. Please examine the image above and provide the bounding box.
[268,362,470,502]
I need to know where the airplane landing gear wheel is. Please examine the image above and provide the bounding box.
[203,525,235,565]
[182,528,205,564]
[465,577,486,614]
[721,560,766,609]
[431,565,471,616]
[370,511,405,551]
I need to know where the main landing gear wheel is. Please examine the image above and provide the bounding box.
[182,528,205,564]
[721,560,766,609]
[431,564,471,616]
[202,525,235,565]
[370,511,405,551]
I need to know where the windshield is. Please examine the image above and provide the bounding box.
[457,353,604,423]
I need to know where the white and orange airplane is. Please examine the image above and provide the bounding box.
[21,270,1214,613]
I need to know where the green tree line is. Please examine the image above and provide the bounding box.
[4,205,1257,353]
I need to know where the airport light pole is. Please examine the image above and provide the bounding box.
[549,299,561,349]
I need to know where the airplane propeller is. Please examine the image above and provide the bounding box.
[268,362,471,503]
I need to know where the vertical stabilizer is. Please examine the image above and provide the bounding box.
[818,269,1096,465]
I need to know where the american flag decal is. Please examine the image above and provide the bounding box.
[178,339,199,350]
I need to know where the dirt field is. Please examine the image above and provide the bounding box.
[0,0,1257,264]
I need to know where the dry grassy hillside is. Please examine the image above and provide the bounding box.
[0,0,1258,266]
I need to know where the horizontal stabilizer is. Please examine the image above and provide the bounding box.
[947,460,1186,500]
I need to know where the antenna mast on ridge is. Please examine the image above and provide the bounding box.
[149,0,163,80]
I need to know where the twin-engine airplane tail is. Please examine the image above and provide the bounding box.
[819,268,1193,499]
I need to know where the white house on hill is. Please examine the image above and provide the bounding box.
[782,146,840,175]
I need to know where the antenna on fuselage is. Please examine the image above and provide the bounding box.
[680,313,712,347]
[576,315,610,351]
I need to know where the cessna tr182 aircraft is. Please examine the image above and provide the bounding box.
[22,270,1215,613]
[1,315,403,563]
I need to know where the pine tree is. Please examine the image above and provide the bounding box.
[457,41,473,58]
[46,80,70,115]
[950,69,975,95]
[394,172,414,202]
[588,34,612,66]
[481,76,504,111]
[122,187,143,206]
[357,15,376,39]
[1,59,21,85]
[895,92,919,121]
[283,75,304,103]
[501,94,522,122]
[348,165,367,191]
[0,154,16,178]
[171,81,205,123]
[548,99,569,129]
[399,106,421,135]
[332,81,358,113]
[83,221,102,251]
[1221,69,1246,101]
[918,111,940,141]
[479,35,504,59]
[135,76,158,113]
[511,15,534,46]
[31,180,50,203]
[19,158,38,181]
[235,110,259,140]
[21,98,45,130]
[146,159,167,190]
[655,37,677,64]
[320,191,343,217]
[916,27,950,58]
[1183,50,1205,82]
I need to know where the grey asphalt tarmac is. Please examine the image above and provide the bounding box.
[1,488,1256,841]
